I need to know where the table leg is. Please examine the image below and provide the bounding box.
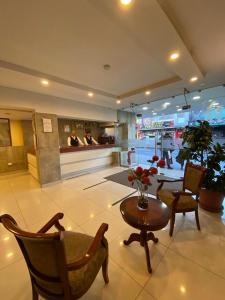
[147,232,159,244]
[140,230,152,273]
[123,230,159,274]
[143,240,152,273]
[124,233,140,245]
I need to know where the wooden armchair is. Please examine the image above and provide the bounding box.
[157,163,205,236]
[0,213,109,300]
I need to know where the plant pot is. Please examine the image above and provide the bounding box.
[199,189,224,213]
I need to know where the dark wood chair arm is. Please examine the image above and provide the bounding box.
[37,213,65,233]
[172,191,194,197]
[67,223,108,271]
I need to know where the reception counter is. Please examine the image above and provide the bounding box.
[60,144,120,178]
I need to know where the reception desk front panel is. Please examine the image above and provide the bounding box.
[60,145,120,178]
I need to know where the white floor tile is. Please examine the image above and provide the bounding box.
[145,249,225,300]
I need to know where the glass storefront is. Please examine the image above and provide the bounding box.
[128,85,225,171]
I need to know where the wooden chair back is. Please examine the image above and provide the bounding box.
[183,163,205,196]
[0,214,71,299]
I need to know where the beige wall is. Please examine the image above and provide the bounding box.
[10,120,24,146]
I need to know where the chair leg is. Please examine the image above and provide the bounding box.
[169,212,176,237]
[102,256,109,284]
[195,209,201,231]
[182,212,185,216]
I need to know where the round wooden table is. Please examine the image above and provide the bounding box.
[120,196,170,273]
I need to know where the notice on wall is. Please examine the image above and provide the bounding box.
[42,118,53,133]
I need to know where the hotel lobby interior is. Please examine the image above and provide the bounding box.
[0,1,225,299]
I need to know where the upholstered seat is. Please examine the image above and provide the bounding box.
[63,231,108,296]
[157,189,198,210]
[157,163,205,236]
[0,213,109,300]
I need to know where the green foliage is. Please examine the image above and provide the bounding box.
[181,120,212,166]
[181,120,225,194]
[203,143,225,193]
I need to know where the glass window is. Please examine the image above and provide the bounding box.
[0,118,11,146]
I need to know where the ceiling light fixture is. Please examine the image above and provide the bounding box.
[169,52,180,61]
[145,90,151,95]
[120,0,132,5]
[190,76,198,82]
[153,112,157,115]
[41,79,49,86]
[177,108,182,112]
[142,107,148,110]
[193,95,200,100]
[88,92,94,97]
[164,102,171,106]
[176,105,180,108]
[116,99,121,104]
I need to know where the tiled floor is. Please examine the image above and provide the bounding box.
[0,167,225,300]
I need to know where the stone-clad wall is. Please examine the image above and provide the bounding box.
[0,146,27,172]
[34,113,61,185]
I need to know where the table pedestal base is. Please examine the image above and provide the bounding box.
[124,230,159,273]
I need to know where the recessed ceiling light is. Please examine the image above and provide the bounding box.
[208,99,213,102]
[88,92,94,97]
[176,105,180,108]
[164,102,171,105]
[190,76,198,82]
[142,107,148,110]
[153,112,157,115]
[145,90,151,95]
[169,52,179,61]
[116,99,121,104]
[41,79,49,86]
[120,0,132,5]
[193,95,200,100]
[212,102,219,106]
[177,108,182,111]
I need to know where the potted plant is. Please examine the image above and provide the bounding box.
[181,120,225,212]
[199,143,225,212]
[181,120,212,166]
[127,156,165,210]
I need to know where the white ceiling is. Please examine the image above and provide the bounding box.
[0,0,224,110]
[132,85,225,117]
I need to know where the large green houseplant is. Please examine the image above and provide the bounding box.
[200,143,225,212]
[181,120,225,212]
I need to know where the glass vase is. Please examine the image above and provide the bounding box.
[137,188,149,211]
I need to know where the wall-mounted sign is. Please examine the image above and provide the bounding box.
[42,118,52,133]
[142,118,174,129]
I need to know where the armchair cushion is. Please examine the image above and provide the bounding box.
[158,189,198,211]
[63,231,108,297]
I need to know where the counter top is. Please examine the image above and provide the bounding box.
[60,144,116,153]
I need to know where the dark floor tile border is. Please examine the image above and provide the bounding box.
[112,190,137,206]
[83,180,108,190]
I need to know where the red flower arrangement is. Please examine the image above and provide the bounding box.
[152,155,159,161]
[148,155,165,169]
[127,165,158,210]
[157,159,166,168]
